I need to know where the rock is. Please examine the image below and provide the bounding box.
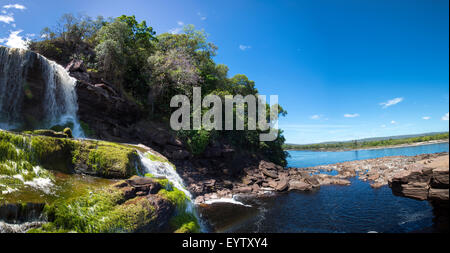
[429,188,449,201]
[431,167,449,188]
[66,59,87,73]
[367,173,380,181]
[262,168,278,179]
[388,154,449,232]
[268,180,278,189]
[370,182,384,189]
[0,203,46,223]
[170,149,190,160]
[252,183,261,193]
[126,176,162,194]
[275,179,289,192]
[288,180,312,191]
[235,186,252,194]
[259,160,282,171]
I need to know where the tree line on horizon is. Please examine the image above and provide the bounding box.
[283,132,449,151]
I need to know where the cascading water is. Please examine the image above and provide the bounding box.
[0,46,84,137]
[138,151,206,230]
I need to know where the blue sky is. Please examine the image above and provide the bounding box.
[1,0,449,144]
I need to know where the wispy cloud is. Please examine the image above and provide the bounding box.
[168,21,184,34]
[0,30,29,49]
[381,124,386,128]
[0,14,13,23]
[344,113,359,118]
[197,12,207,21]
[380,97,403,109]
[422,116,431,120]
[390,120,397,124]
[3,4,26,10]
[442,112,449,121]
[239,44,251,51]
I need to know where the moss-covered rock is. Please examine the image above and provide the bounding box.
[24,129,69,138]
[63,128,73,138]
[72,140,141,178]
[29,177,178,233]
[158,186,200,233]
[1,130,141,179]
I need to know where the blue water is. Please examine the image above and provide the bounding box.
[287,142,449,168]
[201,143,449,233]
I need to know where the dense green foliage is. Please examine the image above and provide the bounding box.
[29,14,288,166]
[284,132,449,151]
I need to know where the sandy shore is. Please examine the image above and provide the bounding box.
[285,139,449,152]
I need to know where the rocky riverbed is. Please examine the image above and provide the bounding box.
[193,152,448,232]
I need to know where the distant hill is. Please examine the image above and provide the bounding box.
[286,132,449,146]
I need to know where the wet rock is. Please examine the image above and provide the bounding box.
[235,186,252,194]
[0,203,46,223]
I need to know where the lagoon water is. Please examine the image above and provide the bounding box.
[287,142,449,168]
[200,142,449,233]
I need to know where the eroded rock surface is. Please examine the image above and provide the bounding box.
[389,154,449,232]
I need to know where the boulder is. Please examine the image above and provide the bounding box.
[288,180,313,191]
[275,179,289,192]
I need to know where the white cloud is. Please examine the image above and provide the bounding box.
[239,45,251,51]
[168,21,184,34]
[381,124,386,128]
[0,14,13,23]
[422,116,431,120]
[3,4,26,10]
[380,97,403,109]
[442,112,449,121]
[0,30,29,49]
[197,12,207,21]
[344,113,360,118]
[310,115,321,120]
[390,120,397,124]
[169,27,182,34]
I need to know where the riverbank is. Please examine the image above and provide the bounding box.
[194,150,448,206]
[284,139,449,152]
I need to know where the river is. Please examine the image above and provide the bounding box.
[199,142,449,233]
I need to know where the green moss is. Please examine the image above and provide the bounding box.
[37,188,157,233]
[158,186,200,233]
[172,212,201,233]
[79,120,95,137]
[145,153,169,163]
[26,129,69,138]
[73,140,141,178]
[30,135,76,173]
[63,128,73,138]
[144,173,171,189]
[50,122,74,133]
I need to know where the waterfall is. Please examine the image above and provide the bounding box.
[0,46,84,137]
[138,152,192,199]
[138,151,206,231]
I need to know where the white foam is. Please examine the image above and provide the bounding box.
[204,197,252,207]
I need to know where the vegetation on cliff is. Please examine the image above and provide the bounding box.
[28,14,288,166]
